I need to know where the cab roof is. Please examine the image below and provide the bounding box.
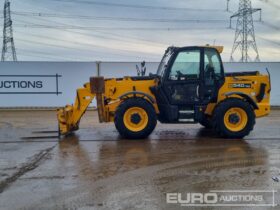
[168,45,224,54]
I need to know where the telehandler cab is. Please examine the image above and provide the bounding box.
[57,46,271,139]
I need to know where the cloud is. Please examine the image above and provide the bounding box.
[0,0,279,61]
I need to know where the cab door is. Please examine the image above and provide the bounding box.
[163,48,202,106]
[201,48,225,103]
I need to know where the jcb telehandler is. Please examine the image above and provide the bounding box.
[57,46,271,139]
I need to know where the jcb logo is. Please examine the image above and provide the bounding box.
[229,83,251,88]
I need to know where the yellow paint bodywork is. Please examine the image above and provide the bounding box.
[205,74,271,118]
[57,83,96,135]
[204,45,224,53]
[57,45,270,136]
[103,77,159,122]
[224,107,248,132]
[58,73,270,135]
[123,107,149,132]
[57,77,158,135]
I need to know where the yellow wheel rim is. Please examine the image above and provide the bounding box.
[224,107,248,132]
[123,107,149,132]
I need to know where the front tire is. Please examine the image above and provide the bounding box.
[212,98,255,139]
[114,98,157,139]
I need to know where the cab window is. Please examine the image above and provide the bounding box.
[204,49,222,77]
[204,49,223,85]
[169,50,200,81]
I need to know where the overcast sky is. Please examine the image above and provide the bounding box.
[0,0,280,61]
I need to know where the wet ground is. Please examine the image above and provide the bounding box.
[0,110,280,210]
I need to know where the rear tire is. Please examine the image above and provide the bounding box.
[199,115,212,129]
[212,98,255,139]
[114,98,157,139]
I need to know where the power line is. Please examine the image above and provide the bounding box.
[227,22,280,49]
[258,0,280,10]
[12,24,227,31]
[17,49,75,61]
[13,19,164,55]
[261,21,280,31]
[5,1,279,61]
[16,37,93,51]
[17,15,167,46]
[257,35,280,47]
[15,29,159,60]
[14,17,168,53]
[18,53,67,61]
[15,30,161,57]
[10,11,228,23]
[43,0,224,12]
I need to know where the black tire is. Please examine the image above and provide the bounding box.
[212,98,255,139]
[199,115,212,129]
[114,98,157,139]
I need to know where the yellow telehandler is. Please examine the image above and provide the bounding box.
[57,46,271,139]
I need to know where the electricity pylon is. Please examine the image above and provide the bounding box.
[227,0,230,11]
[230,0,261,62]
[1,0,17,61]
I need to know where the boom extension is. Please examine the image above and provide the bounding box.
[57,82,95,135]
